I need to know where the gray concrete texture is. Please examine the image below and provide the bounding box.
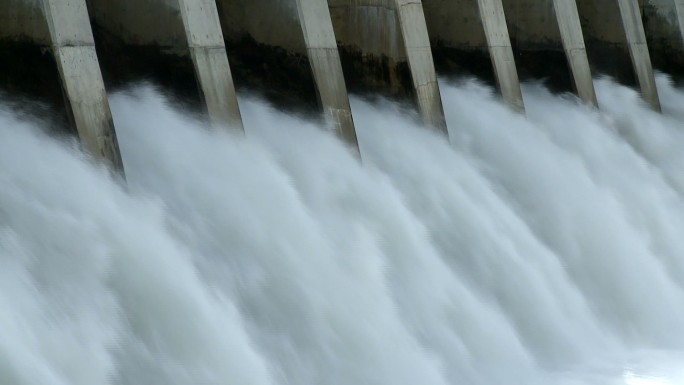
[43,0,124,171]
[179,0,244,129]
[215,0,358,145]
[325,0,446,132]
[618,0,661,110]
[396,0,447,132]
[420,0,525,111]
[500,0,560,47]
[0,0,49,43]
[500,0,596,106]
[190,46,244,129]
[296,0,358,147]
[420,0,593,107]
[89,0,245,129]
[478,0,524,112]
[219,0,445,135]
[576,0,661,110]
[552,0,597,106]
[6,0,684,144]
[217,0,307,54]
[328,0,406,59]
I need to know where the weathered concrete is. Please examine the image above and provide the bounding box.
[576,0,661,110]
[89,0,244,128]
[295,0,358,147]
[619,0,661,110]
[478,0,525,111]
[395,0,447,132]
[422,0,525,112]
[42,0,124,170]
[326,0,446,133]
[639,0,684,74]
[179,0,243,129]
[217,0,306,54]
[221,0,448,133]
[328,0,408,96]
[216,0,358,144]
[500,0,596,105]
[552,0,597,106]
[0,0,49,43]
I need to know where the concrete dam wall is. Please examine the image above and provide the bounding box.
[2,0,683,174]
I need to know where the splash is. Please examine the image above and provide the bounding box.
[1,75,684,385]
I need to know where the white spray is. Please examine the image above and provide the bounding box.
[1,76,684,385]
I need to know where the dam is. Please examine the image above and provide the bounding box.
[3,1,684,385]
[2,0,683,166]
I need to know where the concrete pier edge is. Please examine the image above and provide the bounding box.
[618,0,662,111]
[42,0,125,172]
[395,0,448,134]
[296,0,359,148]
[477,0,525,112]
[552,0,598,106]
[179,0,244,130]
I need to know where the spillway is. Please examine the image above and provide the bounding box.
[2,0,684,384]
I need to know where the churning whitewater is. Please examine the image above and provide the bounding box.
[2,76,684,385]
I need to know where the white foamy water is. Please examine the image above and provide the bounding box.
[1,75,684,385]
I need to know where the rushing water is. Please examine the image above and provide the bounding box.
[2,75,684,385]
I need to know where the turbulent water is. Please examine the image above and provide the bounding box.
[2,74,684,385]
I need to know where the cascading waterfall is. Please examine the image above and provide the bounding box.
[1,75,684,385]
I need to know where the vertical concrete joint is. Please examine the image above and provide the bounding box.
[617,0,662,110]
[178,0,244,130]
[552,0,598,107]
[477,0,525,112]
[395,0,448,134]
[41,0,124,172]
[295,0,359,149]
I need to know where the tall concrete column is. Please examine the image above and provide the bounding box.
[500,0,596,105]
[295,0,359,148]
[618,0,661,110]
[552,0,597,106]
[420,0,524,112]
[41,0,124,171]
[178,0,243,130]
[477,0,525,112]
[576,0,661,110]
[395,0,447,133]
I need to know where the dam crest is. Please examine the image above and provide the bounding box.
[1,0,683,173]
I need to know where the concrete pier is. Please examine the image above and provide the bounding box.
[295,0,358,147]
[576,0,661,110]
[421,0,525,112]
[421,0,524,112]
[395,0,447,132]
[43,0,124,170]
[5,0,684,141]
[619,0,661,110]
[478,0,525,112]
[327,0,447,133]
[500,0,596,105]
[639,0,684,75]
[179,0,243,129]
[89,0,244,129]
[215,0,358,146]
[327,0,406,94]
[552,0,597,106]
